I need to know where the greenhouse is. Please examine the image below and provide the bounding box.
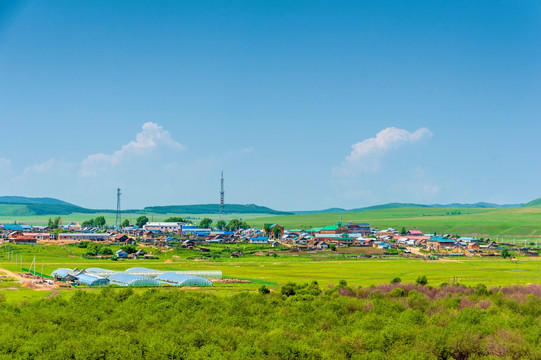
[155,272,213,287]
[51,268,79,280]
[172,270,222,279]
[75,273,109,287]
[84,267,117,278]
[108,273,161,287]
[124,267,163,278]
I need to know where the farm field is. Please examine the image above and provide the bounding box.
[254,206,541,238]
[1,243,540,303]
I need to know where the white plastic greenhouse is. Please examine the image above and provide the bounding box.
[108,273,161,287]
[155,272,213,287]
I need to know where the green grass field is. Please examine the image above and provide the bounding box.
[3,205,541,238]
[0,212,270,227]
[1,243,540,303]
[254,207,541,238]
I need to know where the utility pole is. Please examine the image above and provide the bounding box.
[116,188,122,228]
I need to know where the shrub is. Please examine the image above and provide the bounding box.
[391,277,401,284]
[388,288,406,297]
[416,275,428,286]
[281,283,296,297]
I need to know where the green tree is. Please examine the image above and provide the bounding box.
[215,220,226,230]
[136,216,149,228]
[391,277,402,284]
[99,247,113,256]
[416,275,428,286]
[121,219,130,228]
[82,219,94,228]
[263,224,271,237]
[121,244,138,254]
[227,219,245,231]
[49,216,62,229]
[400,227,407,236]
[199,218,213,229]
[164,217,185,223]
[94,216,106,228]
[258,285,270,295]
[501,248,510,259]
[281,282,296,297]
[330,244,336,251]
[272,226,282,239]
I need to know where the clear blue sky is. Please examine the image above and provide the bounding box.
[0,1,540,210]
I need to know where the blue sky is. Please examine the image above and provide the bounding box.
[0,1,540,210]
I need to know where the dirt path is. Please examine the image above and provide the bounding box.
[46,290,60,299]
[0,267,26,281]
[406,247,428,258]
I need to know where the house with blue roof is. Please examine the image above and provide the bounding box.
[427,236,459,250]
[250,236,269,244]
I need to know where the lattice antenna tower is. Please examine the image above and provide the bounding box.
[116,188,121,227]
[219,171,225,222]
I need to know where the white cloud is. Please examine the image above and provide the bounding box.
[78,122,185,177]
[333,127,433,176]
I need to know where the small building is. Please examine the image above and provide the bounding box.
[143,222,182,233]
[250,236,269,244]
[58,233,110,241]
[407,230,423,236]
[115,249,128,258]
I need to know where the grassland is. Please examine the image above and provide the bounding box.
[3,204,541,239]
[254,206,541,238]
[1,243,540,304]
[0,212,270,227]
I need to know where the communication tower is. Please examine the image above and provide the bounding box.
[220,171,225,220]
[116,188,121,227]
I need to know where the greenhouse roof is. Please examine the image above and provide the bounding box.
[51,268,78,278]
[108,273,161,287]
[156,272,212,287]
[124,267,164,278]
[76,273,109,287]
[85,268,118,277]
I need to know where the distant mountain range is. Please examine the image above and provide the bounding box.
[292,201,527,215]
[0,197,292,216]
[0,196,538,217]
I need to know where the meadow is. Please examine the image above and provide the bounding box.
[1,243,540,304]
[254,206,541,238]
[0,212,270,227]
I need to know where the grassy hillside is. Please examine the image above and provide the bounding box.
[253,207,541,237]
[0,196,74,205]
[523,197,541,207]
[143,203,292,215]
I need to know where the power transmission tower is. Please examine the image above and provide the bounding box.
[116,188,122,227]
[219,171,225,223]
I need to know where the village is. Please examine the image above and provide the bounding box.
[1,218,538,259]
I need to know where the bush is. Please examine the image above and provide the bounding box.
[281,283,296,297]
[388,288,406,297]
[259,285,270,295]
[416,275,428,286]
[391,277,401,284]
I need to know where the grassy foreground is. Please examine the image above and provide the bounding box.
[0,283,540,359]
